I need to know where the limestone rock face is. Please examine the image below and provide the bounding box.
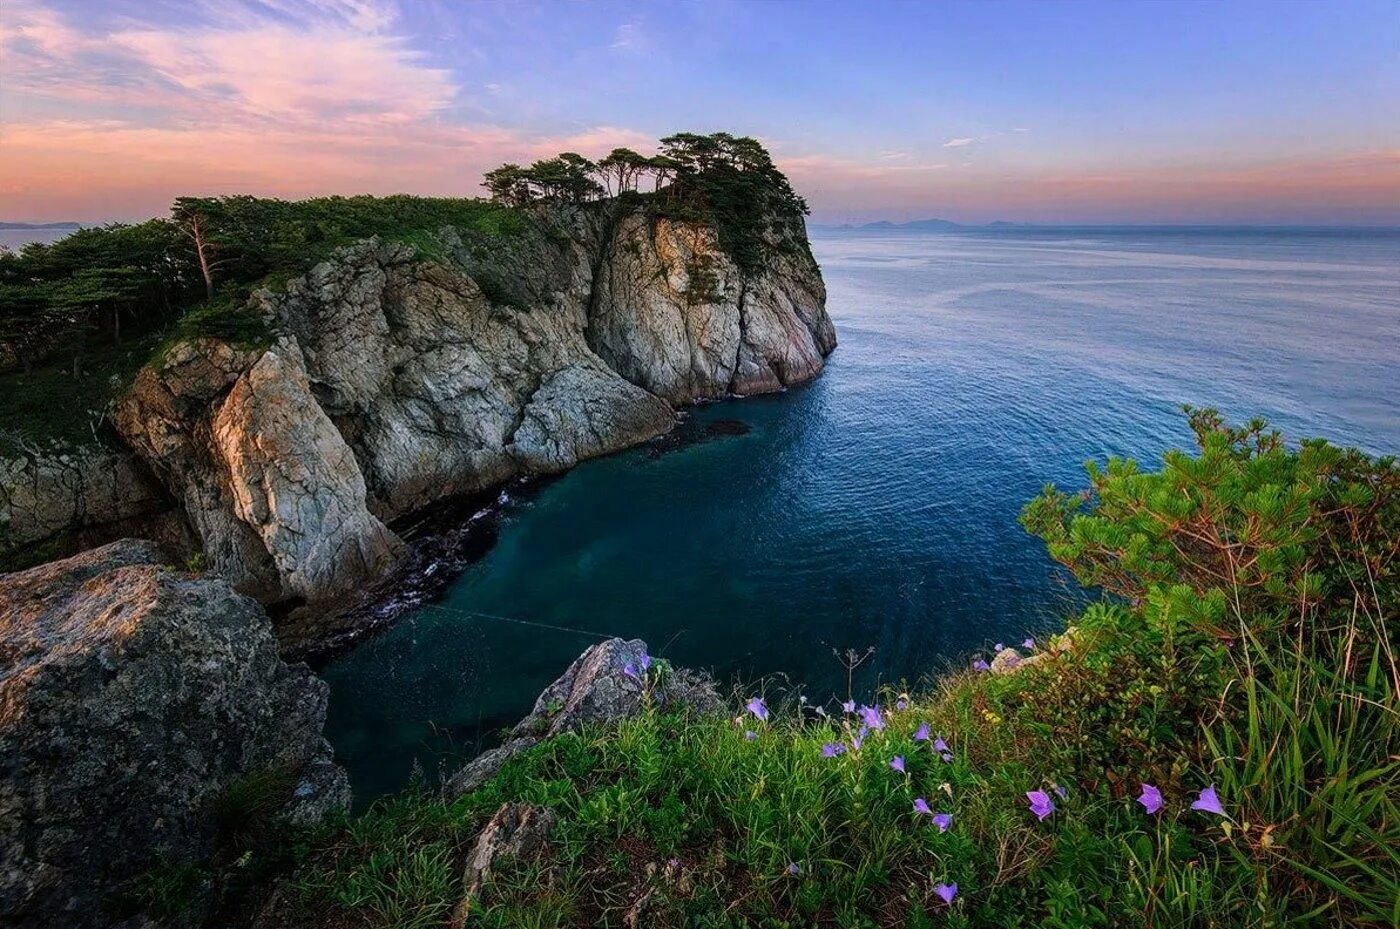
[0,540,348,928]
[587,214,835,402]
[117,338,286,599]
[0,442,182,568]
[267,237,675,520]
[210,342,404,601]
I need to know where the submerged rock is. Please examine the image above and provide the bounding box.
[0,540,348,928]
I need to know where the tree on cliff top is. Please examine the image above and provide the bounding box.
[481,133,810,273]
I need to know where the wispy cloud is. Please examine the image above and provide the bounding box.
[942,137,975,148]
[610,20,650,53]
[0,1,653,220]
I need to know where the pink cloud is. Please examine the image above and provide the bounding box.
[0,2,657,220]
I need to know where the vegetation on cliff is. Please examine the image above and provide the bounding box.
[0,133,805,447]
[484,131,811,274]
[259,412,1396,928]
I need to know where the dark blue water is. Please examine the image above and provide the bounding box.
[324,227,1400,800]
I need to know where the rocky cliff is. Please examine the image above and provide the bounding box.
[0,540,348,927]
[0,440,187,570]
[113,204,834,607]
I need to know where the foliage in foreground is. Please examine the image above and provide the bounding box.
[268,412,1397,928]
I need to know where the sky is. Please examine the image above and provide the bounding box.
[1,0,1397,225]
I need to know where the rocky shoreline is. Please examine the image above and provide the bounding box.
[0,538,716,927]
[4,203,834,649]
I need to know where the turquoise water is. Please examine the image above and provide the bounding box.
[324,227,1400,800]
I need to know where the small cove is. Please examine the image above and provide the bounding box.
[323,226,1400,801]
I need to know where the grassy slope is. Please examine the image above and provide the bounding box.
[260,417,1397,929]
[0,334,160,447]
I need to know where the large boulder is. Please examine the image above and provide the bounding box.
[444,638,719,797]
[0,540,349,927]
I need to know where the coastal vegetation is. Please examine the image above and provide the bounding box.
[0,132,805,445]
[259,411,1397,928]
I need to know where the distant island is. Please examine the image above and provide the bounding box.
[0,221,82,230]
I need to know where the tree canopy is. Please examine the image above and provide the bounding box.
[481,132,810,273]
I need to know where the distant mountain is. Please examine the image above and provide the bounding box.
[0,221,82,230]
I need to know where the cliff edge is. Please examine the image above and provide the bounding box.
[112,203,833,606]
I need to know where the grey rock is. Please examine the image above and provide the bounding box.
[210,341,404,601]
[587,214,834,402]
[0,440,184,567]
[0,540,348,928]
[442,737,540,798]
[445,637,720,798]
[449,803,558,927]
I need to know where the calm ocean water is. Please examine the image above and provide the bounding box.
[0,228,76,250]
[323,227,1400,800]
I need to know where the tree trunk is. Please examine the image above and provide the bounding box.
[191,214,215,300]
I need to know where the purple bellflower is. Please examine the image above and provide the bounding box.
[1027,789,1055,821]
[1191,785,1225,816]
[1137,783,1164,815]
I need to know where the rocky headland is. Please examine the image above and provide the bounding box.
[4,201,834,631]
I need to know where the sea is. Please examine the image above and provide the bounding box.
[317,226,1400,801]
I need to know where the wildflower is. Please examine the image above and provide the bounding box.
[972,658,991,671]
[940,751,954,763]
[639,652,652,671]
[995,642,1004,652]
[1137,783,1163,815]
[890,755,906,773]
[799,695,807,704]
[933,734,950,754]
[622,661,639,680]
[1026,789,1055,821]
[913,797,931,815]
[932,812,952,833]
[859,705,886,731]
[913,722,931,742]
[896,697,908,711]
[1052,783,1068,799]
[1022,637,1035,650]
[852,727,867,751]
[821,742,845,758]
[745,730,757,741]
[787,862,801,875]
[933,882,958,905]
[746,697,769,722]
[1191,784,1225,816]
[842,699,856,714]
[814,706,828,718]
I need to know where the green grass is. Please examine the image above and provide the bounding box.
[0,333,159,447]
[272,414,1396,928]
